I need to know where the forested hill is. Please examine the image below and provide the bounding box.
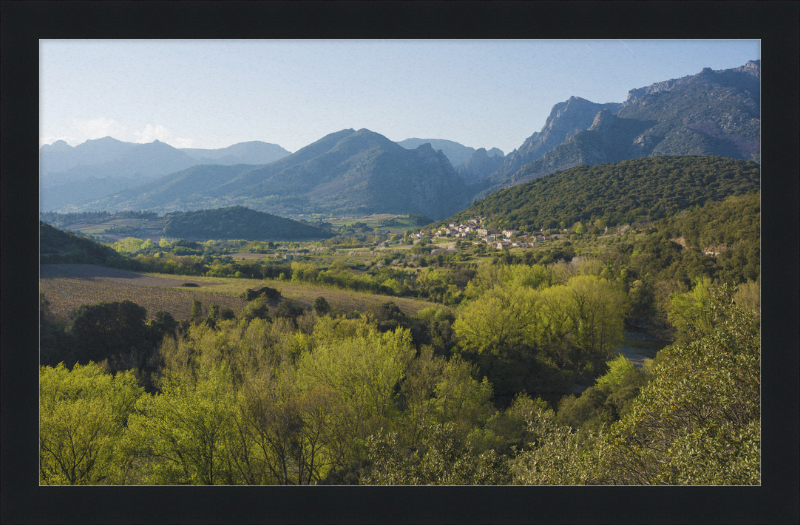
[40,221,119,265]
[442,156,760,231]
[162,206,335,241]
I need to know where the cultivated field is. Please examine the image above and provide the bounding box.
[40,264,443,322]
[40,265,246,321]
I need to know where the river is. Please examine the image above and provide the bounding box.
[570,327,672,394]
[615,326,672,367]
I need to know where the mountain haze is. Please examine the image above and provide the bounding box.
[179,141,291,165]
[456,148,506,184]
[40,138,291,211]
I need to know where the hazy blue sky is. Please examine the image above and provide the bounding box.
[40,40,759,154]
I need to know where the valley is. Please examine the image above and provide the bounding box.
[36,57,762,487]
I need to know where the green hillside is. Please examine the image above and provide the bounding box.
[162,206,335,241]
[39,221,120,265]
[444,156,760,230]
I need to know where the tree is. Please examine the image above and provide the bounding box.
[313,296,331,317]
[509,401,604,485]
[562,275,627,362]
[124,360,237,484]
[667,276,715,342]
[362,423,507,485]
[454,285,541,356]
[66,300,150,368]
[191,298,203,323]
[40,363,143,484]
[432,356,494,439]
[400,346,445,443]
[296,322,415,470]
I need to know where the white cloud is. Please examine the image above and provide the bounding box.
[134,124,194,148]
[72,117,128,140]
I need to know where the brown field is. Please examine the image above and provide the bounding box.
[40,264,444,322]
[40,265,246,321]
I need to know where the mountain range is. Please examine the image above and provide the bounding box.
[39,138,291,211]
[396,138,503,168]
[71,129,471,220]
[42,60,759,220]
[472,60,761,198]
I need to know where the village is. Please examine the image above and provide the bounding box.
[408,216,569,250]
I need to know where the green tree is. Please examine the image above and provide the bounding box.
[667,276,714,341]
[191,298,203,323]
[124,359,237,484]
[66,300,150,369]
[454,285,541,356]
[296,321,415,470]
[40,362,144,484]
[509,401,604,485]
[313,296,331,317]
[362,423,508,485]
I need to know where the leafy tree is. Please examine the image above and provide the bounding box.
[124,359,237,484]
[595,354,636,389]
[275,299,305,323]
[191,298,203,323]
[242,297,272,322]
[399,346,446,443]
[509,401,604,485]
[667,276,715,341]
[362,423,508,485]
[432,356,495,439]
[454,285,541,356]
[296,322,415,471]
[66,300,150,369]
[560,275,628,362]
[40,363,143,484]
[313,296,331,317]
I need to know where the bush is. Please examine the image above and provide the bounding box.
[276,299,305,321]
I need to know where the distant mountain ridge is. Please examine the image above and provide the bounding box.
[68,129,471,220]
[40,137,291,211]
[42,60,760,220]
[396,138,503,170]
[179,141,291,165]
[456,148,506,184]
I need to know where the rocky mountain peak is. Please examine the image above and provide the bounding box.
[588,108,616,131]
[487,147,504,158]
[736,60,761,77]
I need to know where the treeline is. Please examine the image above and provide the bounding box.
[40,210,159,228]
[40,221,121,265]
[445,156,759,231]
[39,279,759,485]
